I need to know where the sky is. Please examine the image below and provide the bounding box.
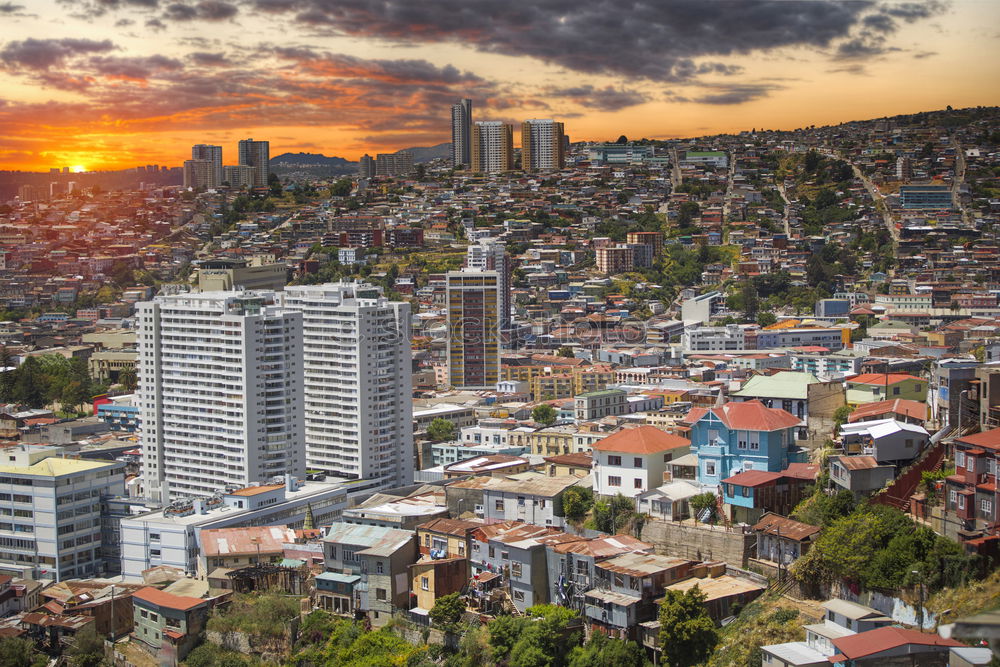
[0,0,998,172]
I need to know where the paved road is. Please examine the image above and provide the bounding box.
[849,161,899,244]
[775,181,792,236]
[671,147,682,187]
[952,140,971,225]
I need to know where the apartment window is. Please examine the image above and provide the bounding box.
[421,577,429,591]
[633,457,642,468]
[495,499,505,512]
[956,452,966,468]
[376,561,384,574]
[511,562,522,577]
[488,546,495,558]
[949,489,957,505]
[423,534,431,547]
[982,499,993,515]
[705,461,717,477]
[458,543,465,556]
[608,455,622,466]
[614,573,624,587]
[513,590,524,602]
[501,551,509,561]
[958,495,966,510]
[893,387,900,395]
[150,549,161,557]
[608,476,621,487]
[375,588,387,601]
[629,576,640,591]
[634,478,643,489]
[149,533,160,541]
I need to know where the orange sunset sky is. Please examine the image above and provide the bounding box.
[1,0,999,172]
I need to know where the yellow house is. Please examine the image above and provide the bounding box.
[416,517,479,559]
[409,557,468,613]
[529,425,576,456]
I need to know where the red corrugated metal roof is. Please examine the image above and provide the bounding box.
[591,426,690,454]
[132,587,206,612]
[830,627,961,659]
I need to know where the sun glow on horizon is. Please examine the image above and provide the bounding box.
[71,165,86,173]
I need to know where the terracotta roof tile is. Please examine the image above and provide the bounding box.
[591,426,690,454]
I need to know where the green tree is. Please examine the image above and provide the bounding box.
[13,356,46,408]
[832,405,853,429]
[506,605,582,667]
[756,311,777,327]
[118,367,138,392]
[426,418,456,442]
[563,486,594,522]
[183,643,254,667]
[532,404,558,426]
[65,626,107,667]
[792,488,855,528]
[556,346,575,358]
[689,492,718,523]
[429,592,465,630]
[657,586,718,667]
[590,494,635,534]
[0,637,47,667]
[268,172,283,197]
[488,615,529,664]
[568,631,649,667]
[740,279,759,322]
[329,178,353,197]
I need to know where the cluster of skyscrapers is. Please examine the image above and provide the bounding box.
[357,151,415,179]
[183,138,269,190]
[138,282,413,502]
[450,98,567,173]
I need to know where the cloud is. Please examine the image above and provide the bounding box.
[551,85,650,111]
[687,83,784,105]
[228,0,945,82]
[0,2,25,12]
[189,51,230,66]
[0,38,116,70]
[164,0,237,21]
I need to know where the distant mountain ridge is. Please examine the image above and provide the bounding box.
[269,142,451,167]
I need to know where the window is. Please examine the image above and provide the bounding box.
[982,499,993,515]
[707,429,720,443]
[614,572,624,587]
[905,439,914,449]
[149,533,160,541]
[608,455,622,466]
[608,476,621,487]
[634,478,643,489]
[423,534,431,547]
[513,590,524,602]
[328,546,337,560]
[458,543,465,556]
[488,546,495,558]
[949,489,957,505]
[957,452,966,468]
[495,500,505,512]
[376,561,384,574]
[958,495,966,510]
[705,461,717,477]
[150,549,161,557]
[375,588,386,601]
[747,432,760,451]
[421,577,429,591]
[501,551,509,561]
[893,387,900,395]
[633,457,642,468]
[517,496,525,506]
[511,562,522,577]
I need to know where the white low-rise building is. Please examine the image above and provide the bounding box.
[0,445,125,581]
[119,476,363,580]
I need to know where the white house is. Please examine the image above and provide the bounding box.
[591,425,691,498]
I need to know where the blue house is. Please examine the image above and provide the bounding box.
[684,401,805,488]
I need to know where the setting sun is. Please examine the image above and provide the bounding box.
[71,165,86,173]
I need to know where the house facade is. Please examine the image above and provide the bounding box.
[591,425,691,498]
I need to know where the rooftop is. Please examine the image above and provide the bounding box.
[0,456,122,478]
[132,586,206,612]
[591,425,690,454]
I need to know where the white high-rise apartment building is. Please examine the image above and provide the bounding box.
[183,159,214,190]
[451,98,472,168]
[191,144,223,186]
[471,121,513,173]
[238,138,270,188]
[138,291,304,501]
[283,282,413,488]
[521,119,565,172]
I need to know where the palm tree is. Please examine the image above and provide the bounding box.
[118,367,138,393]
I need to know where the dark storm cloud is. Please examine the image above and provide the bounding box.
[231,0,946,82]
[551,85,650,111]
[189,51,231,66]
[688,83,784,105]
[164,0,236,21]
[0,38,116,70]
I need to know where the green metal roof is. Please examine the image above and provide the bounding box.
[316,572,361,583]
[731,371,820,400]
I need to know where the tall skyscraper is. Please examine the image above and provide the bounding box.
[451,98,472,168]
[358,153,375,178]
[446,271,500,389]
[283,283,413,488]
[471,121,514,173]
[238,138,270,188]
[183,159,214,189]
[521,119,566,172]
[223,164,256,189]
[191,144,223,186]
[465,240,511,332]
[138,291,304,501]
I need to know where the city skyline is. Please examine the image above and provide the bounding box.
[1,1,999,172]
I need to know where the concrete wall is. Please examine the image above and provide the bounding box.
[807,381,846,418]
[640,520,754,567]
